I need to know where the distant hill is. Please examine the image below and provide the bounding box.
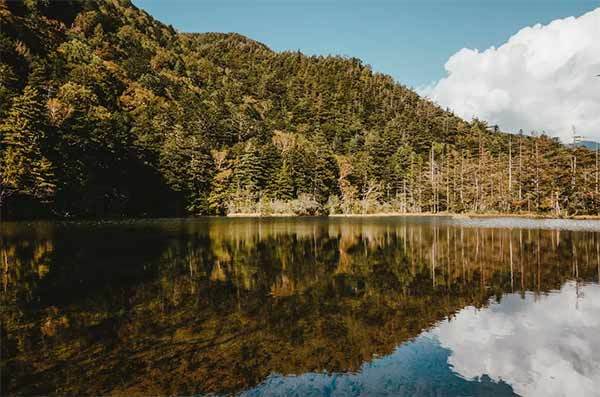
[0,0,598,218]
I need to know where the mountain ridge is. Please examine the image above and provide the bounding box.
[0,0,598,218]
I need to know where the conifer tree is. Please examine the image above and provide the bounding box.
[236,140,267,192]
[275,160,295,200]
[208,149,233,215]
[0,86,56,210]
[160,124,214,214]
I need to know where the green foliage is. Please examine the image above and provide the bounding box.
[1,86,56,205]
[275,160,295,200]
[1,0,598,218]
[160,125,214,214]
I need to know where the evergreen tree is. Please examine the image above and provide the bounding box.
[312,131,339,203]
[0,86,56,209]
[208,149,233,215]
[160,124,214,214]
[275,159,295,200]
[236,141,262,192]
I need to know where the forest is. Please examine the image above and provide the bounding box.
[1,0,598,219]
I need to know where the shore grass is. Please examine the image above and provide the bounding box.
[227,212,600,220]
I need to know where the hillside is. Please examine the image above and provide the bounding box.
[0,0,598,218]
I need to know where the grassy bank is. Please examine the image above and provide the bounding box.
[227,212,600,220]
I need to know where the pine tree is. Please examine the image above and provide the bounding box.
[208,149,233,215]
[312,131,339,203]
[0,86,56,209]
[275,160,295,200]
[236,141,266,192]
[160,124,214,214]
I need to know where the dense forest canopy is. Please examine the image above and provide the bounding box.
[0,0,598,219]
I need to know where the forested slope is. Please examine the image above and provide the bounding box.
[0,0,598,218]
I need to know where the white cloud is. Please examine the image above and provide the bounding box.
[421,8,600,142]
[433,282,600,397]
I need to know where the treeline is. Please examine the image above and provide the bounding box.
[0,0,598,219]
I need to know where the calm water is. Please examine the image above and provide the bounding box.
[1,217,599,396]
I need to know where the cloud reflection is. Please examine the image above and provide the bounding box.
[242,282,600,397]
[433,282,600,397]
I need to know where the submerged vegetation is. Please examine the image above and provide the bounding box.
[0,0,598,219]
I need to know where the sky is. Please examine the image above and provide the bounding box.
[134,0,600,141]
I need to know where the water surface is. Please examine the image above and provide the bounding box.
[1,217,599,396]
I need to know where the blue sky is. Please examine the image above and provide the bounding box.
[133,0,598,88]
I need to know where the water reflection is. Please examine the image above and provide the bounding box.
[435,282,600,397]
[1,218,599,396]
[243,282,600,397]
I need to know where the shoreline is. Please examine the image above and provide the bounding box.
[227,212,600,220]
[3,213,599,223]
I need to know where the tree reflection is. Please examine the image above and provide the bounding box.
[1,219,598,396]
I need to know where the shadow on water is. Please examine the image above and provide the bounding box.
[1,217,599,396]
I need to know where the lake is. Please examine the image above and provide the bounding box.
[1,217,599,396]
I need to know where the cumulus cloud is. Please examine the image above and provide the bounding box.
[421,8,600,142]
[433,282,600,397]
